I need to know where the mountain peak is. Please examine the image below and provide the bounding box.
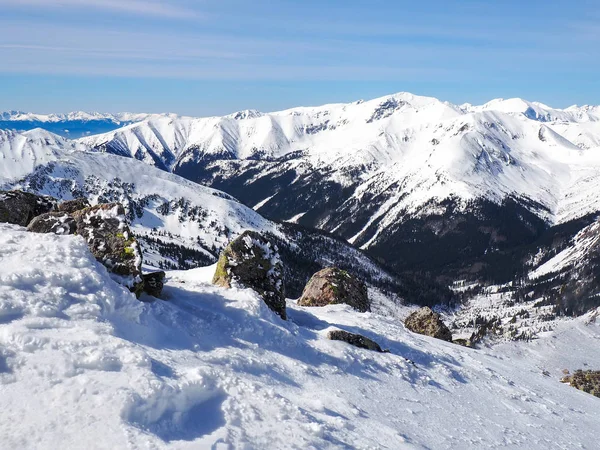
[228,109,264,120]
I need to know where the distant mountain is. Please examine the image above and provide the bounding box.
[0,111,152,138]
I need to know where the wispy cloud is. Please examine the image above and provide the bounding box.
[0,0,200,19]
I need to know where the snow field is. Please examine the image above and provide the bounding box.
[1,225,600,448]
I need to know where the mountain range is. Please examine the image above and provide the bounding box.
[0,127,420,306]
[73,94,600,280]
[0,111,153,138]
[3,92,600,321]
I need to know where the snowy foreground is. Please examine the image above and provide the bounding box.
[1,224,600,449]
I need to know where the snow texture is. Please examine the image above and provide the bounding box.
[1,224,600,449]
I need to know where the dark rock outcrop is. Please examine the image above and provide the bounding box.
[142,271,166,298]
[297,267,370,312]
[213,230,286,319]
[57,197,90,213]
[0,190,56,226]
[327,329,386,352]
[27,212,77,235]
[404,306,453,342]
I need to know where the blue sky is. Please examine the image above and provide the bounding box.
[0,0,598,115]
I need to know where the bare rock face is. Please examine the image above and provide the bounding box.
[57,198,90,214]
[298,267,370,313]
[27,212,77,235]
[0,190,56,226]
[213,230,286,319]
[327,329,386,352]
[404,306,452,342]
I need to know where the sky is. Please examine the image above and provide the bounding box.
[0,0,598,116]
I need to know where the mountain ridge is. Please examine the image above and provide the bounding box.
[4,93,600,317]
[0,128,419,303]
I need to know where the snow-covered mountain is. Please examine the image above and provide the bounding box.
[0,111,152,138]
[0,110,151,123]
[5,92,600,319]
[77,93,600,287]
[0,128,411,301]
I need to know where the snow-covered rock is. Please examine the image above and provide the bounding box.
[212,230,286,319]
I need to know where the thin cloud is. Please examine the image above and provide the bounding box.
[0,0,201,19]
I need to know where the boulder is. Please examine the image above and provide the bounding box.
[327,329,386,352]
[453,338,473,348]
[27,212,77,235]
[71,204,143,284]
[404,306,453,342]
[297,267,370,312]
[213,230,286,319]
[142,271,166,298]
[57,197,90,213]
[561,370,600,398]
[0,190,56,226]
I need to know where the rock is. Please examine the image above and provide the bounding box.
[213,230,286,319]
[0,190,56,226]
[57,197,90,213]
[297,267,370,312]
[327,329,386,352]
[27,212,77,235]
[142,271,166,298]
[562,370,600,398]
[71,204,143,287]
[404,306,453,342]
[453,338,473,348]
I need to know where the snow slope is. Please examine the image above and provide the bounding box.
[529,218,600,280]
[0,128,275,268]
[466,98,600,152]
[1,224,600,449]
[0,129,87,180]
